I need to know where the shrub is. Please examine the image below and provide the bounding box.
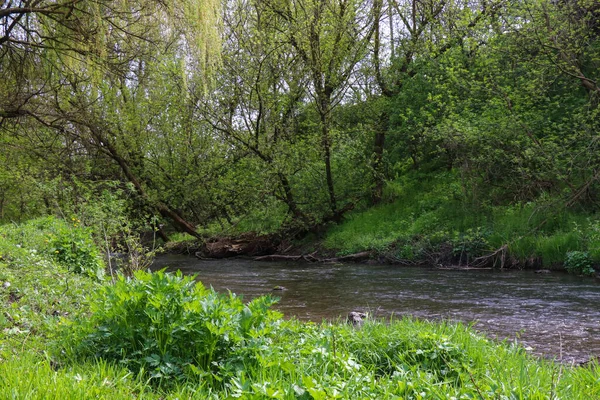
[48,218,104,279]
[451,227,491,264]
[564,251,595,276]
[61,270,280,387]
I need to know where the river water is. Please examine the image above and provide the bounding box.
[154,255,600,363]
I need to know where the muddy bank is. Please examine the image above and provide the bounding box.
[163,234,582,272]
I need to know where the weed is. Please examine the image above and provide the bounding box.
[60,270,281,387]
[564,251,595,276]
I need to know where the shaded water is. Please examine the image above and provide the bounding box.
[154,255,600,363]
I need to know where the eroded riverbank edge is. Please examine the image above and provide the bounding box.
[162,233,600,275]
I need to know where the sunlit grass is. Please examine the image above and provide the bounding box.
[324,172,600,268]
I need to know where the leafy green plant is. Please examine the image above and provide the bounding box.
[452,227,491,264]
[48,218,104,279]
[61,270,280,386]
[564,251,595,276]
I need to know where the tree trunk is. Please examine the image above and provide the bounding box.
[278,172,307,223]
[319,96,338,216]
[86,125,201,239]
[371,111,388,205]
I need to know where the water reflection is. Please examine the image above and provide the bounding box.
[153,256,600,363]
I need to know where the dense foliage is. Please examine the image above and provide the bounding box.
[2,0,599,269]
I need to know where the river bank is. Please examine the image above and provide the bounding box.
[164,173,600,276]
[2,217,600,398]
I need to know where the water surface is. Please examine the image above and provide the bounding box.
[154,255,600,363]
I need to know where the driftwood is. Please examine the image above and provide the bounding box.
[254,254,309,262]
[471,244,509,268]
[254,251,372,263]
[436,265,492,270]
[194,234,277,259]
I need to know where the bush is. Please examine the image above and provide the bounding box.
[451,227,491,264]
[48,218,104,279]
[61,270,280,387]
[564,251,595,276]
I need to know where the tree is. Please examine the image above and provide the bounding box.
[196,0,312,228]
[261,0,376,219]
[1,0,221,237]
[369,0,503,202]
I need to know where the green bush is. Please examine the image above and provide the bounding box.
[451,227,491,264]
[61,270,280,387]
[48,218,104,279]
[564,251,595,276]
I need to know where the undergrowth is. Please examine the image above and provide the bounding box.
[0,217,99,358]
[324,172,600,271]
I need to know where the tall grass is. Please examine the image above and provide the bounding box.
[324,171,600,268]
[0,353,160,400]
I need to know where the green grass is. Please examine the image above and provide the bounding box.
[0,353,161,400]
[0,219,99,358]
[1,217,600,399]
[324,171,600,269]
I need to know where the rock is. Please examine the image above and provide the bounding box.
[347,311,367,326]
[272,285,286,291]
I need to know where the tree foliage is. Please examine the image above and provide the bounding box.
[2,0,599,242]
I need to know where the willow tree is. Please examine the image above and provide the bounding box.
[0,0,221,237]
[195,0,315,229]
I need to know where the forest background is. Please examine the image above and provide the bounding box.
[2,0,600,271]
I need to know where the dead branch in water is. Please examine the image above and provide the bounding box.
[254,251,372,263]
[471,244,509,268]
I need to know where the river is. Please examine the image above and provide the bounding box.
[153,255,600,363]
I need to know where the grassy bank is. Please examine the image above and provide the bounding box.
[2,218,600,398]
[322,172,600,272]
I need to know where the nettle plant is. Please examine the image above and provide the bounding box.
[61,270,280,387]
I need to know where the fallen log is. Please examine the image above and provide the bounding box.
[326,251,372,262]
[254,251,373,263]
[254,254,306,261]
